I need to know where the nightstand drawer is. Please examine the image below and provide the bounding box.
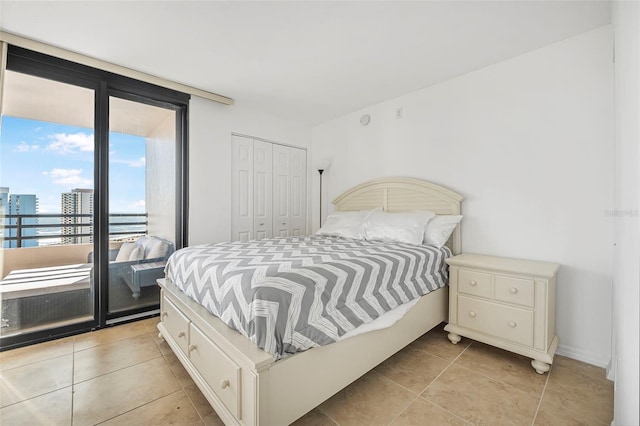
[458,269,492,298]
[494,275,535,307]
[458,295,534,347]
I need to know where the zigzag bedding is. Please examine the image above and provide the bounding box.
[164,235,451,359]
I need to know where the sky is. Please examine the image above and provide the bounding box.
[0,116,146,213]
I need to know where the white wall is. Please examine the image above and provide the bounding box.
[189,98,311,245]
[312,26,614,367]
[611,2,640,424]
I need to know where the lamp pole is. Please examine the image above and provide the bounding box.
[318,169,324,227]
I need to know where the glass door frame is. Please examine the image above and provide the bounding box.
[1,46,189,351]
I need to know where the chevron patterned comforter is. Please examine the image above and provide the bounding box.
[164,235,451,358]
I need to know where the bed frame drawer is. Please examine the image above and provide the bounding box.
[162,298,190,356]
[189,323,241,419]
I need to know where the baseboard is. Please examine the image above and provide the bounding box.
[556,343,611,370]
[606,356,616,381]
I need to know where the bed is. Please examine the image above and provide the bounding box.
[157,177,463,425]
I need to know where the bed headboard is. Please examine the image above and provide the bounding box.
[332,177,464,254]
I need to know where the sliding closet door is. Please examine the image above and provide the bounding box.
[253,140,273,239]
[272,144,291,238]
[231,136,306,242]
[231,135,253,241]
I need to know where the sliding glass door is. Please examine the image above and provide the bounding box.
[107,95,176,315]
[0,69,97,338]
[0,46,188,350]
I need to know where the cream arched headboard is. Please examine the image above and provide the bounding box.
[332,177,464,254]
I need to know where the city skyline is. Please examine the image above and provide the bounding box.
[0,115,146,214]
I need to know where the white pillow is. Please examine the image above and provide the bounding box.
[364,210,435,245]
[316,209,379,240]
[423,215,463,248]
[128,245,145,261]
[115,242,136,262]
[147,240,169,259]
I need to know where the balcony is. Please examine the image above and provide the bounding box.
[1,213,151,337]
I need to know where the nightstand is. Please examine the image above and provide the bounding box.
[444,254,559,374]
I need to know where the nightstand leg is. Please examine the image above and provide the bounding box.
[531,359,550,374]
[447,332,462,344]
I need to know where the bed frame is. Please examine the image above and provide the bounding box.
[158,177,463,425]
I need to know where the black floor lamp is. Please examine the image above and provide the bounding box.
[318,169,324,227]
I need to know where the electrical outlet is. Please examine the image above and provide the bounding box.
[396,107,403,119]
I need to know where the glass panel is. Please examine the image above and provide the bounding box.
[0,70,95,337]
[107,96,175,314]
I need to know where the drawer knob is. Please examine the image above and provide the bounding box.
[469,280,477,286]
[161,312,168,319]
[177,331,185,338]
[188,344,197,352]
[508,321,517,328]
[509,287,518,294]
[220,379,230,389]
[259,223,264,226]
[469,311,477,318]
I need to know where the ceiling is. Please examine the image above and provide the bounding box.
[0,1,611,126]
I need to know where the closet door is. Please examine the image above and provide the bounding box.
[253,140,273,239]
[272,144,291,237]
[290,147,307,236]
[231,136,254,241]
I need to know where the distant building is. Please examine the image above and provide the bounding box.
[2,188,39,248]
[61,188,94,244]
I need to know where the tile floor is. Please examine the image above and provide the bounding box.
[0,318,613,426]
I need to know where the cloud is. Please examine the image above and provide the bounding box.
[46,132,94,154]
[16,142,40,152]
[46,168,93,188]
[111,157,146,168]
[129,200,146,210]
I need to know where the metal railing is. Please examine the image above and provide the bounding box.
[1,213,148,248]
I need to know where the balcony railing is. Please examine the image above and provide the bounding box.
[1,213,148,248]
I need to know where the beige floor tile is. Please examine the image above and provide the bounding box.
[552,355,608,381]
[422,364,539,425]
[165,351,196,387]
[73,320,149,351]
[0,336,74,372]
[73,332,162,383]
[0,354,73,408]
[100,390,203,426]
[409,323,470,361]
[72,356,181,425]
[389,398,468,426]
[375,347,450,394]
[534,397,608,426]
[202,412,226,426]
[454,342,548,397]
[292,408,337,425]
[0,386,72,426]
[318,371,415,426]
[543,362,613,425]
[139,315,161,332]
[183,382,216,419]
[151,330,174,355]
